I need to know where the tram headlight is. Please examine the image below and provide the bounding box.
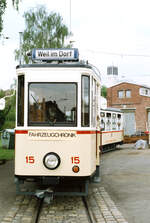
[43,152,61,170]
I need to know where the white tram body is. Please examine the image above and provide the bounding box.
[15,48,101,196]
[100,108,124,152]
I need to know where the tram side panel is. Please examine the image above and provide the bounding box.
[102,130,124,146]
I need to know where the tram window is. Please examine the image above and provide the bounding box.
[112,121,117,130]
[100,119,105,131]
[28,83,77,126]
[81,75,90,127]
[106,113,111,131]
[112,113,116,130]
[117,114,121,119]
[92,78,96,127]
[106,113,111,119]
[17,75,24,126]
[117,114,121,130]
[100,112,105,117]
[112,113,116,118]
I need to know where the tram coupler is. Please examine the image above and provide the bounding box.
[35,187,54,204]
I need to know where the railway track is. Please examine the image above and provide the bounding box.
[33,198,43,223]
[82,197,96,223]
[1,187,128,223]
[37,196,96,223]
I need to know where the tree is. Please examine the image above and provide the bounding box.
[0,78,16,130]
[0,91,11,130]
[0,0,7,35]
[15,6,70,64]
[0,0,20,35]
[3,92,16,129]
[101,85,107,98]
[12,0,20,10]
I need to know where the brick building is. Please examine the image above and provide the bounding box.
[107,81,150,136]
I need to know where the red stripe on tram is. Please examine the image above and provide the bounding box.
[77,131,97,134]
[15,130,100,135]
[15,130,28,134]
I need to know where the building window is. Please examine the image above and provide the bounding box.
[139,87,150,97]
[107,66,118,75]
[118,90,124,98]
[126,90,131,98]
[118,90,131,98]
[145,89,148,95]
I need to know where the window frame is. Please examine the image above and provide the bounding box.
[118,90,125,98]
[91,77,97,127]
[17,75,24,126]
[81,75,90,127]
[126,90,131,98]
[28,82,78,127]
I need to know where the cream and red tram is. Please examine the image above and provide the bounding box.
[100,108,124,153]
[15,48,101,197]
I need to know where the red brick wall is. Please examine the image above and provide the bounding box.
[107,82,150,132]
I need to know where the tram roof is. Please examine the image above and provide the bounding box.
[16,62,101,79]
[101,107,123,113]
[16,62,92,69]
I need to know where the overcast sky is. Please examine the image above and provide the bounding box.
[1,0,150,89]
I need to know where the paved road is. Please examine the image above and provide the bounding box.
[0,160,16,222]
[100,144,150,223]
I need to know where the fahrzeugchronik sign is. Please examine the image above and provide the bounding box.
[32,48,79,61]
[28,130,76,141]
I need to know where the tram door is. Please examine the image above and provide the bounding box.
[81,75,100,169]
[91,77,100,165]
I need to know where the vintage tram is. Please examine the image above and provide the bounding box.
[15,48,101,197]
[100,108,124,153]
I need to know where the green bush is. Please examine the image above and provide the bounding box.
[0,91,16,131]
[0,140,15,160]
[2,121,15,130]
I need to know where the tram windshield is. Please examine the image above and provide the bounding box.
[28,83,77,126]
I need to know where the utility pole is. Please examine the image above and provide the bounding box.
[70,0,72,35]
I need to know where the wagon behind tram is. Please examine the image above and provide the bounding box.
[100,107,124,153]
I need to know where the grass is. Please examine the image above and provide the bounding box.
[0,149,14,160]
[0,140,15,161]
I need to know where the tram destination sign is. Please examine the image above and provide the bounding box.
[32,48,79,61]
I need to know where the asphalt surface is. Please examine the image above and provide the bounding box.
[0,160,16,222]
[0,144,150,222]
[100,144,150,223]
